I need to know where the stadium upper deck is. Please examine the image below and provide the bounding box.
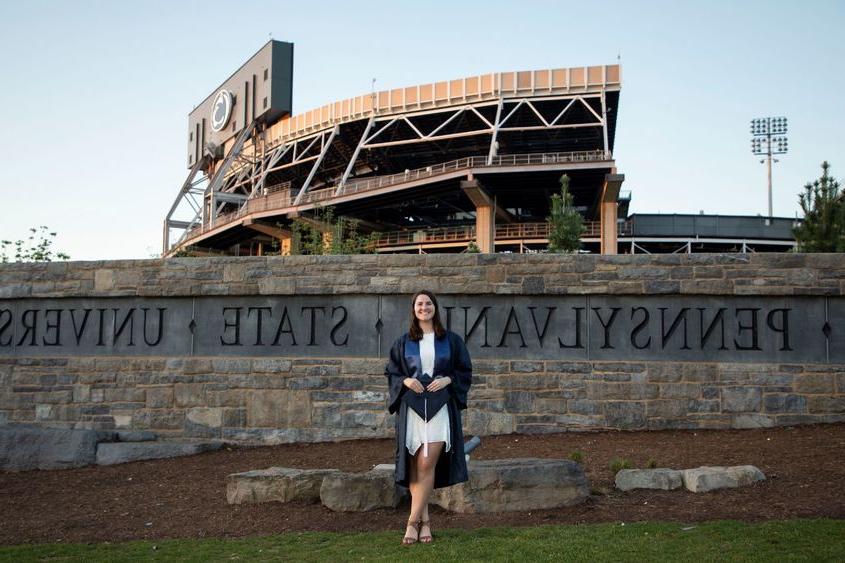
[164,40,626,256]
[164,41,795,257]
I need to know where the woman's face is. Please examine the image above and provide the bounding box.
[414,294,435,323]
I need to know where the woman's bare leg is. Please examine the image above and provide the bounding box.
[408,442,444,541]
[403,458,420,542]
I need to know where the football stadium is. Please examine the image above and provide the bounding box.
[164,40,796,257]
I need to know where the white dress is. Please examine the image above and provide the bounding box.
[405,332,452,456]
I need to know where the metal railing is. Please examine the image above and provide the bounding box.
[176,150,613,248]
[342,150,611,195]
[373,220,632,248]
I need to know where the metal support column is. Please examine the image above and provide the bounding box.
[338,116,375,194]
[295,126,338,205]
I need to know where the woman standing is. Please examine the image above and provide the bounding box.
[385,290,472,545]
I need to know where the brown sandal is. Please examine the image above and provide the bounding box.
[419,520,433,544]
[402,520,420,545]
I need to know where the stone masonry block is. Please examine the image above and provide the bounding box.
[646,365,682,383]
[587,382,658,400]
[794,374,835,394]
[187,407,223,428]
[72,385,91,403]
[510,361,544,373]
[222,408,247,428]
[464,410,514,437]
[205,389,245,407]
[604,402,646,429]
[211,359,251,374]
[645,399,687,418]
[174,384,206,407]
[504,391,535,413]
[659,383,701,399]
[247,390,311,428]
[732,414,775,428]
[702,387,720,400]
[763,394,806,414]
[497,374,558,390]
[567,399,602,415]
[555,414,603,427]
[104,388,145,403]
[806,396,845,414]
[722,387,762,413]
[683,364,718,382]
[251,359,293,373]
[688,399,720,413]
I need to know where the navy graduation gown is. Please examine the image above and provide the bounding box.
[385,330,472,489]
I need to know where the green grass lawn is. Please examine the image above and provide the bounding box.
[1,520,843,562]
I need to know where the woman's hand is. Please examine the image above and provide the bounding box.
[426,376,451,392]
[404,377,424,394]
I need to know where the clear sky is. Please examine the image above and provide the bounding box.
[0,0,842,260]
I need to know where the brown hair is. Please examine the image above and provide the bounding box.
[408,290,446,340]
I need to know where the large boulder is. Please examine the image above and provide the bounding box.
[682,465,766,492]
[615,468,683,491]
[430,458,589,513]
[227,467,339,505]
[95,441,222,465]
[0,425,98,471]
[320,468,400,512]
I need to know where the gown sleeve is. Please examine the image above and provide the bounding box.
[385,335,407,414]
[447,332,472,410]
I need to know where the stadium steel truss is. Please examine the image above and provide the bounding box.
[164,43,795,257]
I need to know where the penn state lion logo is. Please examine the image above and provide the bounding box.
[210,90,233,132]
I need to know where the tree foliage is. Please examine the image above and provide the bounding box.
[547,174,583,253]
[793,161,845,252]
[289,205,378,255]
[1,226,70,263]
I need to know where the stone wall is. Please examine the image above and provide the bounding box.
[1,253,843,443]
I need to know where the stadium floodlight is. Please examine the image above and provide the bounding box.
[750,116,788,220]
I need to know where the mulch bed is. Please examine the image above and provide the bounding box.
[2,423,844,545]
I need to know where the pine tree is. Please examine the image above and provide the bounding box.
[547,174,583,253]
[793,161,845,252]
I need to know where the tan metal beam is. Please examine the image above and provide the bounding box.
[243,218,291,240]
[460,179,495,253]
[460,179,515,224]
[600,173,625,255]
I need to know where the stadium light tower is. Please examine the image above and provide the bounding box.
[750,116,788,221]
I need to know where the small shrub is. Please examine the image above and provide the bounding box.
[568,451,585,464]
[609,457,633,473]
[646,458,658,469]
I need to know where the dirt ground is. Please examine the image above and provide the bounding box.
[2,423,844,545]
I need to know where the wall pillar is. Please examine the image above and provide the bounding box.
[600,173,625,255]
[461,179,500,253]
[476,205,494,253]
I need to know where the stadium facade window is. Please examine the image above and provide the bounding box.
[263,97,268,109]
[263,68,268,81]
